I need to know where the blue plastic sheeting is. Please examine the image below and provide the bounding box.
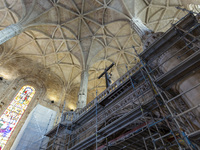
[11,104,57,150]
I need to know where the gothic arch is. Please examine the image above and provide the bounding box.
[0,75,47,149]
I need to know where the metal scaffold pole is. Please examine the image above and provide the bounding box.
[49,15,200,149]
[95,90,98,150]
[132,46,194,150]
[176,6,200,15]
[51,101,66,150]
[126,65,157,149]
[39,113,53,149]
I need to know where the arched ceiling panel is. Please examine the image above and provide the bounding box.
[0,0,194,106]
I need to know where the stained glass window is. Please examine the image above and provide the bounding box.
[0,85,35,150]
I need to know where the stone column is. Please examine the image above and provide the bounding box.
[130,17,152,39]
[0,23,23,45]
[77,70,89,109]
[130,17,163,49]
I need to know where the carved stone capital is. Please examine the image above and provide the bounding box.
[130,17,153,42]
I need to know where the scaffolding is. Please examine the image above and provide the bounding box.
[44,12,200,150]
[11,104,56,150]
[39,101,70,150]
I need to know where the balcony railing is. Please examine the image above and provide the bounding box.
[62,63,141,123]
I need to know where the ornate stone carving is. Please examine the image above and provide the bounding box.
[143,32,163,50]
[130,17,152,40]
[73,81,153,141]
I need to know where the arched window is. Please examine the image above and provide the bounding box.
[0,85,35,150]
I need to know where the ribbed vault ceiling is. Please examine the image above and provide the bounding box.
[0,0,198,110]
